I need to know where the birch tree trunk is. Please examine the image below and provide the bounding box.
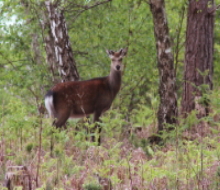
[181,0,214,118]
[44,0,79,82]
[149,0,178,133]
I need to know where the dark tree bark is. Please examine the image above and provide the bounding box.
[149,0,178,132]
[181,0,215,118]
[44,0,80,82]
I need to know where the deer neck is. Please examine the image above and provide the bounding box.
[108,67,122,96]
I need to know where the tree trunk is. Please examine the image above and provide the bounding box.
[44,0,79,82]
[5,166,32,190]
[181,0,214,118]
[149,0,178,132]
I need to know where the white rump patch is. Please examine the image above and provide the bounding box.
[45,95,54,118]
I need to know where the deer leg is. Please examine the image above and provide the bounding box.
[91,111,102,145]
[50,110,70,156]
[53,110,70,128]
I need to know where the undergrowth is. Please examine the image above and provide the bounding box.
[0,90,220,189]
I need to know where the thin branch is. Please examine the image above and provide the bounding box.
[174,5,186,77]
[208,4,220,14]
[121,74,146,96]
[36,110,43,188]
[144,0,150,5]
[64,2,86,10]
[71,0,112,21]
[73,50,88,56]
[0,52,16,69]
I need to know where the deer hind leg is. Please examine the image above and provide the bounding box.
[91,111,102,145]
[53,110,70,129]
[50,110,70,156]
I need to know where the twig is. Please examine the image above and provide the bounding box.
[72,0,112,21]
[144,0,150,5]
[0,52,16,69]
[127,156,133,188]
[174,5,186,77]
[36,114,43,188]
[121,74,146,96]
[208,4,220,14]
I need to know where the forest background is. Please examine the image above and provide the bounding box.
[1,0,220,189]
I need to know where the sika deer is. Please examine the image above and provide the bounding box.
[45,48,128,144]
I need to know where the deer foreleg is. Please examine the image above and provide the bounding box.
[92,111,102,145]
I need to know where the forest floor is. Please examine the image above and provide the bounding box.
[1,115,220,190]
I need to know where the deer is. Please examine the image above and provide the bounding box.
[45,48,128,144]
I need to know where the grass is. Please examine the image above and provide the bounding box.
[0,94,220,189]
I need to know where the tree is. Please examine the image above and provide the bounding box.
[181,0,215,118]
[149,0,178,135]
[44,0,80,82]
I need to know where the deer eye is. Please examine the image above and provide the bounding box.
[118,58,122,62]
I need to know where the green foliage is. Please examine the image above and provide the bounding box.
[83,183,102,190]
[1,0,220,189]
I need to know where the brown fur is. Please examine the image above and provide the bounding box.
[45,48,128,144]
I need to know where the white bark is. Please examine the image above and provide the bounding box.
[44,0,79,82]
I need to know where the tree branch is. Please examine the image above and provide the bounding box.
[70,0,112,21]
[208,4,220,15]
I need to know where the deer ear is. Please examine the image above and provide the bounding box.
[106,50,114,57]
[119,47,128,57]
